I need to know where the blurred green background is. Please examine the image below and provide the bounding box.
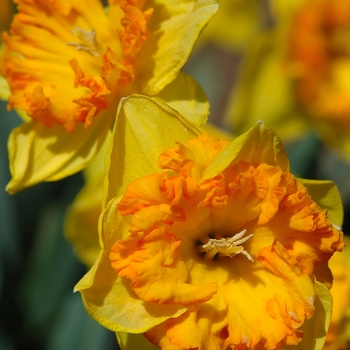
[0,101,119,350]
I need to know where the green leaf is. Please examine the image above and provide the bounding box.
[47,293,116,350]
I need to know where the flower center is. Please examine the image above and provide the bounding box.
[198,229,254,262]
[1,0,153,132]
[67,27,100,56]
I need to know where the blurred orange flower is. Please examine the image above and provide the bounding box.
[225,0,350,161]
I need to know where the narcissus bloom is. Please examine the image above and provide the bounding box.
[1,0,218,193]
[76,95,344,350]
[224,0,350,161]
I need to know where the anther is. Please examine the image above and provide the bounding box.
[202,229,254,262]
[67,27,100,56]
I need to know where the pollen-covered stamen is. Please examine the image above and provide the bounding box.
[202,229,254,262]
[67,27,100,56]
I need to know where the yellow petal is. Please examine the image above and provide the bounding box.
[202,122,290,181]
[154,72,209,126]
[6,111,113,194]
[137,0,219,95]
[0,74,10,100]
[299,178,344,228]
[103,94,203,206]
[200,121,235,140]
[0,45,10,100]
[117,332,159,350]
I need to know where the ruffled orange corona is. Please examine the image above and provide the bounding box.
[287,0,350,126]
[1,0,152,132]
[1,0,218,193]
[109,133,343,349]
[75,97,344,350]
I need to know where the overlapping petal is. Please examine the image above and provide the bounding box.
[76,96,343,350]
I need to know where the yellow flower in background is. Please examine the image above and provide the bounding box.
[286,0,350,126]
[1,0,218,194]
[76,95,344,350]
[224,0,350,161]
[323,236,350,350]
[193,0,264,52]
[64,120,232,268]
[64,135,108,267]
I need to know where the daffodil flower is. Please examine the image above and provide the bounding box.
[76,95,344,350]
[224,0,350,161]
[1,0,218,193]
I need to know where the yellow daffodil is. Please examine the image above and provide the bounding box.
[323,236,350,350]
[1,0,218,194]
[224,0,350,161]
[76,95,344,350]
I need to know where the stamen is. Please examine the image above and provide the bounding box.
[202,229,254,262]
[67,27,100,56]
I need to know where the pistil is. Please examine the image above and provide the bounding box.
[67,27,100,56]
[202,229,254,262]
